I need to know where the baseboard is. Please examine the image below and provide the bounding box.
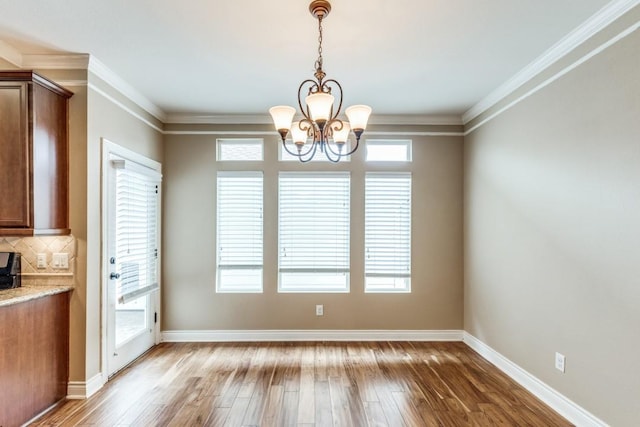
[66,372,105,400]
[162,329,464,342]
[463,332,608,427]
[22,400,65,426]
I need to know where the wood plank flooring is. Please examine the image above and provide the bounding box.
[30,341,572,426]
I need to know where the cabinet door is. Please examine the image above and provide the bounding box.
[0,82,30,228]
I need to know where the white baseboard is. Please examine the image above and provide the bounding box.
[162,329,464,342]
[463,332,608,427]
[67,372,105,400]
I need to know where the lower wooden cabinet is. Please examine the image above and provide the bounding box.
[0,291,70,427]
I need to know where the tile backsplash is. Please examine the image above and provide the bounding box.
[0,235,76,286]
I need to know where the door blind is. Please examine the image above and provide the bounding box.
[365,172,411,291]
[278,172,350,292]
[114,161,160,303]
[217,171,263,292]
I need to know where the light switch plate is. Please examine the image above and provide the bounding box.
[53,253,69,269]
[37,253,47,269]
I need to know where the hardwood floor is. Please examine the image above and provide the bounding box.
[31,341,572,426]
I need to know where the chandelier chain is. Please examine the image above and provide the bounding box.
[315,16,324,72]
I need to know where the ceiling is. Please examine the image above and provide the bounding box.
[0,0,613,120]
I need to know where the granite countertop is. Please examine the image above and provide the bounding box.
[0,285,73,307]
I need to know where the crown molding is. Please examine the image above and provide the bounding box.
[371,114,463,126]
[0,40,23,67]
[87,56,166,122]
[0,46,90,70]
[0,42,166,123]
[165,113,463,126]
[164,114,272,124]
[464,20,639,136]
[21,53,90,69]
[463,0,640,124]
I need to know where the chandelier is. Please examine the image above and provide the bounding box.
[269,0,372,163]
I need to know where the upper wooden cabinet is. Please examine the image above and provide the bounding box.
[0,71,73,236]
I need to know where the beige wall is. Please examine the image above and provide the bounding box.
[464,28,640,426]
[163,133,464,331]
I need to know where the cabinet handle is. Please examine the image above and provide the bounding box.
[110,273,120,280]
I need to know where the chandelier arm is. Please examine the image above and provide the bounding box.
[322,79,343,118]
[323,118,348,158]
[341,136,361,157]
[323,141,346,158]
[325,117,344,139]
[325,132,362,158]
[323,142,341,163]
[299,141,319,163]
[284,119,317,158]
[298,79,320,118]
[282,139,316,158]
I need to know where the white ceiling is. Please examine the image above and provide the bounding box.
[0,0,613,120]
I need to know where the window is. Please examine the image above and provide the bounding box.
[280,141,351,162]
[366,140,412,162]
[278,172,350,292]
[365,172,411,292]
[217,138,263,161]
[216,171,263,292]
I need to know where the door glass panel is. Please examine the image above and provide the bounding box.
[115,295,148,346]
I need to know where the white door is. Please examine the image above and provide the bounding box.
[105,147,161,377]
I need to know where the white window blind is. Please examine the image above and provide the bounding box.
[365,172,411,292]
[114,161,160,304]
[217,171,263,292]
[217,139,264,161]
[278,172,350,292]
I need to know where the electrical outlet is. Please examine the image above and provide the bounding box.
[316,304,324,316]
[555,352,566,373]
[37,253,47,269]
[53,253,69,269]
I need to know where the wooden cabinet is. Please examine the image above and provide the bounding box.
[0,71,73,236]
[0,291,70,427]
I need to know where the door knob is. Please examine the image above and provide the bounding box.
[110,272,120,280]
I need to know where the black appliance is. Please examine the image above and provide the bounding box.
[0,252,21,290]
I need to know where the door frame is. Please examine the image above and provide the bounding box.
[100,138,162,380]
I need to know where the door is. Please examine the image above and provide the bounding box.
[105,147,161,377]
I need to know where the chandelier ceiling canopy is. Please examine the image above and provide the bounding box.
[269,0,372,163]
